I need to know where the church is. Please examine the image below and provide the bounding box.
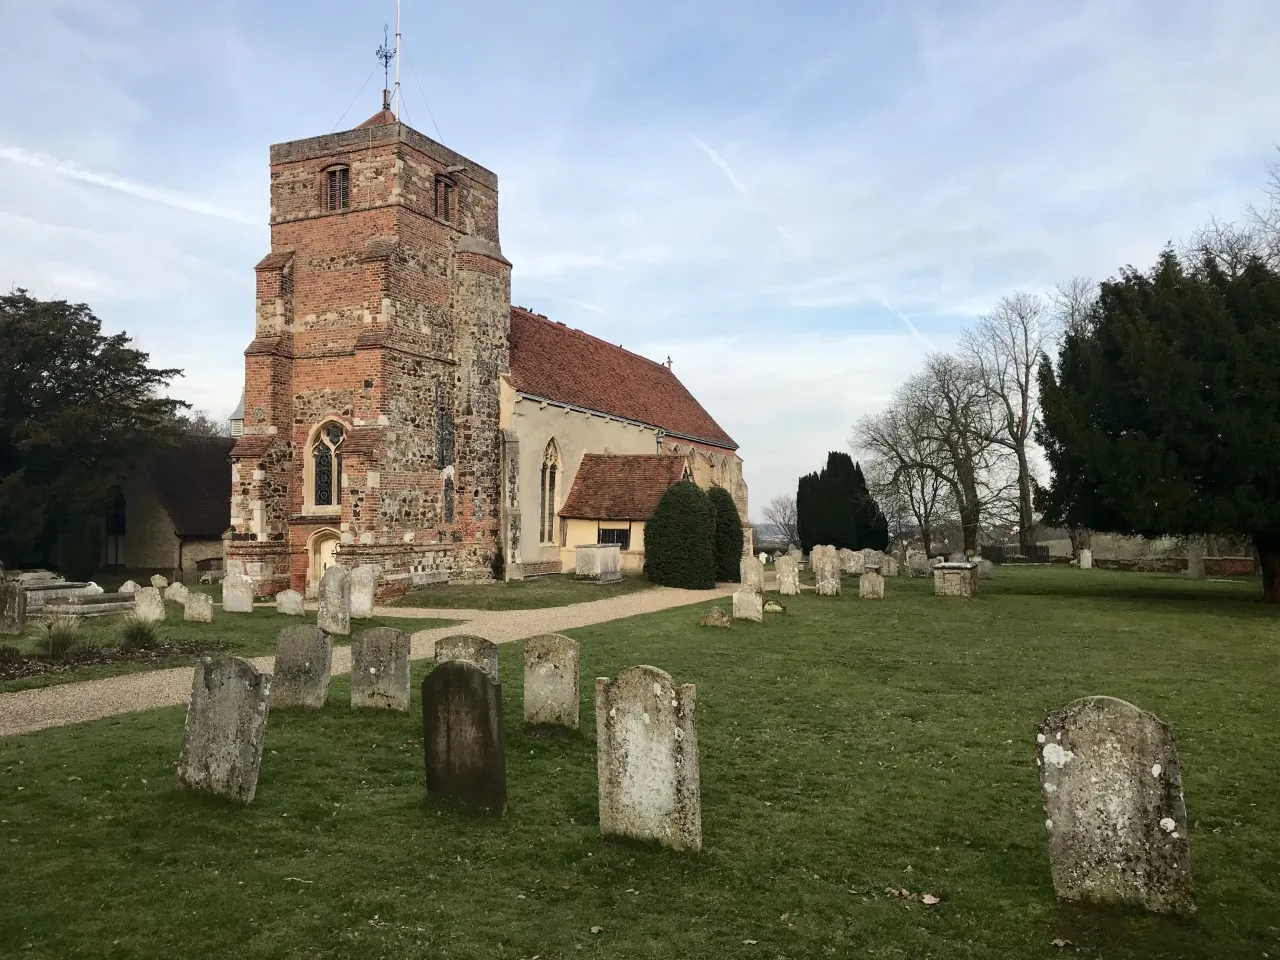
[227,94,748,598]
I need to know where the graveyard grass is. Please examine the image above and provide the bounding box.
[2,567,1278,959]
[392,572,653,610]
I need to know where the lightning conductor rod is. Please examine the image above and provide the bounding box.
[394,0,402,120]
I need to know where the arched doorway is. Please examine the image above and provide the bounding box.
[307,529,340,597]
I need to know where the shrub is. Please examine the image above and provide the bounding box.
[40,615,82,659]
[0,644,22,665]
[118,615,158,652]
[644,480,716,589]
[707,485,744,582]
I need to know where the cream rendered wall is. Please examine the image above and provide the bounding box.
[562,519,648,574]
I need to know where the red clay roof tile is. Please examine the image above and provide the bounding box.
[558,454,688,521]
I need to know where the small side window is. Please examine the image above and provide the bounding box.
[434,175,455,222]
[326,166,350,211]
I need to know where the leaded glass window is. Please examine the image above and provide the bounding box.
[540,440,560,543]
[312,422,344,508]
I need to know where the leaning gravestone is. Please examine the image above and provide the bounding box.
[523,633,579,729]
[176,656,271,805]
[350,565,377,619]
[150,574,168,590]
[351,627,410,711]
[739,557,764,595]
[271,625,332,709]
[0,579,25,635]
[221,574,254,613]
[134,586,165,624]
[775,556,801,596]
[732,588,763,621]
[813,546,841,597]
[435,634,500,684]
[596,665,701,852]
[275,589,305,616]
[317,565,350,636]
[882,555,899,577]
[183,592,213,623]
[422,659,507,811]
[1079,548,1093,570]
[859,570,885,599]
[1037,696,1195,916]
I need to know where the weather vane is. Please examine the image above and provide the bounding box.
[376,24,396,93]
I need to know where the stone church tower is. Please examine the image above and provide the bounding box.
[227,97,511,597]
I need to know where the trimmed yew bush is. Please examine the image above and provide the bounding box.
[644,481,716,589]
[707,485,744,582]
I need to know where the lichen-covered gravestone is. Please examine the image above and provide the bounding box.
[523,633,579,729]
[1037,696,1195,916]
[595,665,701,852]
[699,606,731,628]
[882,555,899,577]
[271,625,333,709]
[133,586,165,624]
[838,547,861,575]
[859,570,885,599]
[275,589,305,616]
[813,546,841,597]
[351,627,410,711]
[221,573,255,613]
[775,555,800,596]
[117,579,139,595]
[176,656,272,804]
[150,574,168,590]
[906,550,930,578]
[164,582,189,603]
[435,634,499,683]
[763,598,785,613]
[350,565,376,619]
[317,565,350,636]
[421,659,507,812]
[1,580,26,635]
[732,589,763,621]
[739,557,764,594]
[183,592,213,623]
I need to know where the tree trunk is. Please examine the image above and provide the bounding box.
[1016,450,1036,553]
[1256,533,1280,602]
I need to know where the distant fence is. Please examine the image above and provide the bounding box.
[980,544,1050,565]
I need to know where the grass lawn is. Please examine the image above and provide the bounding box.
[392,573,654,610]
[0,606,458,694]
[1,567,1277,959]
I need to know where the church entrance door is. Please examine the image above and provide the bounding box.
[308,531,340,597]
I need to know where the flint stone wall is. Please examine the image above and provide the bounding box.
[276,589,305,615]
[435,634,500,684]
[134,587,165,623]
[775,556,800,596]
[176,656,271,804]
[523,633,579,728]
[739,557,764,594]
[595,665,701,852]
[222,574,255,613]
[1037,696,1195,917]
[350,565,377,619]
[351,627,411,710]
[732,588,763,621]
[422,660,507,812]
[271,626,333,709]
[183,592,213,623]
[317,565,351,636]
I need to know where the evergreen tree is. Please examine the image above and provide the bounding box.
[796,471,820,552]
[707,485,744,581]
[796,452,892,551]
[643,481,716,589]
[850,461,890,550]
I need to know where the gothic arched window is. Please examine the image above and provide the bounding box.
[539,440,560,543]
[311,422,344,510]
[443,473,455,524]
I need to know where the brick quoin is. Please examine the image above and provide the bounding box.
[228,107,511,599]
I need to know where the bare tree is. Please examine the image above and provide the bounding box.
[762,494,799,547]
[960,292,1052,553]
[1048,276,1098,341]
[175,409,230,437]
[855,404,951,555]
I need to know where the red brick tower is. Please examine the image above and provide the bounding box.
[227,95,511,597]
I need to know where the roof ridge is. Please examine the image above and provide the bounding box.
[509,306,671,373]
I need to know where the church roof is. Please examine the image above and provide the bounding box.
[507,308,737,450]
[558,454,688,521]
[149,436,235,538]
[357,107,398,129]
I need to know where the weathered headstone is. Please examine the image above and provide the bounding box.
[176,656,271,804]
[1079,548,1093,570]
[164,582,189,604]
[0,580,25,635]
[763,598,785,613]
[183,592,213,623]
[838,547,861,575]
[133,586,165,623]
[732,588,763,621]
[523,633,579,729]
[150,574,168,590]
[906,550,930,578]
[948,552,966,563]
[775,555,800,596]
[1037,696,1195,917]
[1185,540,1205,580]
[317,565,350,636]
[351,626,410,711]
[859,570,885,599]
[739,557,764,594]
[933,562,977,598]
[882,555,899,578]
[595,665,701,852]
[350,565,377,619]
[786,544,801,561]
[813,546,841,596]
[435,634,499,684]
[84,582,104,596]
[699,606,731,628]
[422,660,507,811]
[271,625,332,709]
[117,579,139,595]
[757,551,768,565]
[221,573,254,613]
[275,589,305,616]
[976,557,995,578]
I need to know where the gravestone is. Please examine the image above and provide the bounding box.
[575,543,623,583]
[839,547,861,575]
[739,557,764,594]
[221,574,254,613]
[763,598,785,613]
[183,592,213,623]
[906,550,930,578]
[117,580,139,595]
[435,634,499,684]
[271,625,332,709]
[150,574,168,590]
[859,570,885,599]
[164,582,189,604]
[786,545,801,561]
[732,589,763,621]
[976,557,995,578]
[351,627,410,711]
[812,546,841,596]
[948,552,966,563]
[1079,548,1093,570]
[275,589,305,616]
[699,606,731,628]
[596,665,701,852]
[1037,696,1195,916]
[775,555,800,596]
[422,660,507,811]
[317,565,350,636]
[933,562,977,598]
[1185,541,1205,580]
[523,633,579,729]
[882,555,899,577]
[350,565,377,619]
[0,580,25,635]
[176,656,271,805]
[133,586,165,624]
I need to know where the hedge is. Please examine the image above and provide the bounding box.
[644,480,716,589]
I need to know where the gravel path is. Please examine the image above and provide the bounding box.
[0,583,735,738]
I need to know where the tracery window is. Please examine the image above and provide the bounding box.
[312,422,344,509]
[539,440,560,543]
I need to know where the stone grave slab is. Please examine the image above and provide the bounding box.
[351,627,410,711]
[523,633,579,729]
[176,656,271,804]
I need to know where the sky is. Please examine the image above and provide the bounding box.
[2,0,1279,520]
